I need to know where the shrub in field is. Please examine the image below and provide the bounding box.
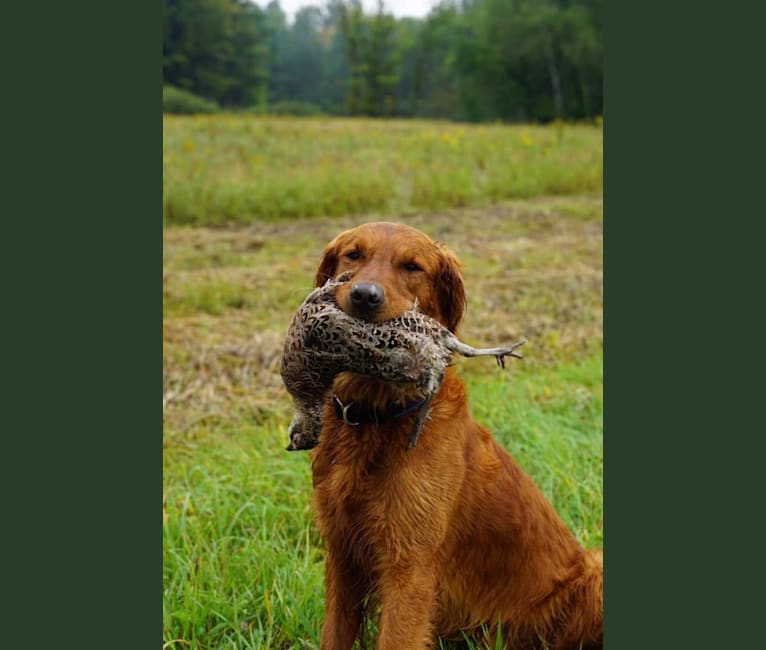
[163,85,220,115]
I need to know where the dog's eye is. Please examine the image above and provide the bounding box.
[345,251,362,261]
[404,261,422,272]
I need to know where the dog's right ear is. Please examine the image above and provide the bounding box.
[314,242,339,287]
[436,245,467,333]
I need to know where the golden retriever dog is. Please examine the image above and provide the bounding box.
[309,222,602,649]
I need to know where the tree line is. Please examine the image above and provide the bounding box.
[163,0,602,122]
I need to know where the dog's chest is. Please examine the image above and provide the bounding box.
[312,434,456,567]
[311,455,390,567]
[313,443,392,530]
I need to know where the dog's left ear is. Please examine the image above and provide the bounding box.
[314,242,339,288]
[436,245,466,333]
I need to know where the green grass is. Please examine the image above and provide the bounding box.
[163,116,602,226]
[163,417,323,648]
[163,356,601,649]
[163,118,602,648]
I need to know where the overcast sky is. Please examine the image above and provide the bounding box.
[253,0,437,21]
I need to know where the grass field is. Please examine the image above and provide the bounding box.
[163,116,602,649]
[163,116,602,226]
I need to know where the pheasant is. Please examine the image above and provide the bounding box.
[280,273,525,451]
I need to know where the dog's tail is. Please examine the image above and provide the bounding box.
[501,547,603,649]
[554,548,603,649]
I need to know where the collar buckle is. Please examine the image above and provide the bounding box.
[333,395,360,426]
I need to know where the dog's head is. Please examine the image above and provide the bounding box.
[315,222,466,333]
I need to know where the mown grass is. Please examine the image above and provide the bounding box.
[163,116,602,226]
[163,192,602,649]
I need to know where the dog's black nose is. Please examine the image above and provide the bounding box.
[350,282,384,311]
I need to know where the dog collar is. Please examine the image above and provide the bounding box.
[332,395,427,427]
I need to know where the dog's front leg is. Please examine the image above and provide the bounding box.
[320,550,366,650]
[376,566,436,650]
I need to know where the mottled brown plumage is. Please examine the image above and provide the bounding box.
[280,273,524,451]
